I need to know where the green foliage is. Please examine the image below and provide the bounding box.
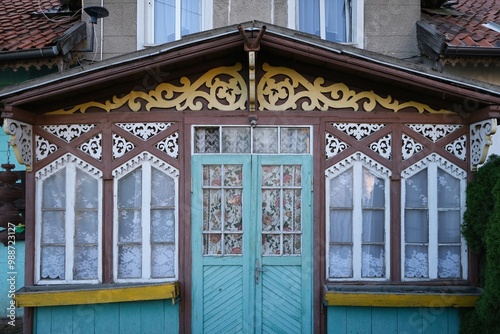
[461,155,500,333]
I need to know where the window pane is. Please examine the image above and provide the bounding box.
[362,245,384,278]
[151,210,175,243]
[325,0,348,42]
[280,127,310,153]
[283,165,302,187]
[118,245,142,278]
[204,234,221,255]
[283,189,301,232]
[222,127,251,153]
[41,211,65,243]
[362,210,384,243]
[203,189,221,231]
[195,127,220,153]
[118,209,142,242]
[298,0,320,36]
[224,234,243,255]
[203,164,221,186]
[438,210,461,243]
[42,170,66,208]
[283,234,301,255]
[330,210,352,242]
[330,169,353,207]
[74,246,98,280]
[405,210,428,243]
[181,0,201,36]
[262,234,281,255]
[41,246,65,279]
[362,169,385,207]
[75,211,98,244]
[253,127,278,153]
[329,245,352,278]
[118,169,142,208]
[437,169,460,207]
[438,246,461,278]
[406,170,428,208]
[154,0,176,43]
[75,169,98,208]
[151,244,175,278]
[151,168,175,207]
[224,189,243,231]
[223,165,243,187]
[405,245,428,278]
[262,189,280,232]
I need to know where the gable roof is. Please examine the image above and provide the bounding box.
[419,0,500,58]
[1,21,499,121]
[0,0,84,69]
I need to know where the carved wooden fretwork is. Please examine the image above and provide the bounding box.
[36,135,59,162]
[47,64,248,114]
[333,123,386,140]
[402,153,466,180]
[470,119,497,170]
[113,133,135,160]
[325,132,349,159]
[325,152,392,178]
[3,119,32,171]
[41,124,97,143]
[258,63,453,113]
[369,134,392,160]
[445,135,467,161]
[112,151,179,178]
[116,122,173,141]
[402,134,425,160]
[36,153,102,180]
[406,124,462,143]
[155,132,179,159]
[78,133,103,161]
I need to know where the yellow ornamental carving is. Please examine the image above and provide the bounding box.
[48,63,247,114]
[257,63,453,114]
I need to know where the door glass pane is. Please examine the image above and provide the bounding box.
[224,234,243,254]
[262,189,281,232]
[224,189,243,231]
[222,127,251,153]
[253,128,278,153]
[281,128,310,153]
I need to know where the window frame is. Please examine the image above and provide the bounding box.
[325,153,391,281]
[401,154,468,281]
[113,153,179,283]
[137,0,213,49]
[289,0,364,47]
[35,155,103,285]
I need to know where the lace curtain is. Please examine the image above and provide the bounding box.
[329,167,386,278]
[154,0,201,43]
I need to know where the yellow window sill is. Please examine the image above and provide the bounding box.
[15,282,179,307]
[323,285,481,308]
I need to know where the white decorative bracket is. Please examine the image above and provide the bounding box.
[3,119,32,171]
[470,118,497,171]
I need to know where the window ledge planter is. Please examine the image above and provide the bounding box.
[323,285,481,308]
[15,282,180,307]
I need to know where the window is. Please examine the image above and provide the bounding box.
[326,154,390,280]
[139,0,212,48]
[36,155,102,284]
[114,154,179,282]
[402,155,467,280]
[293,0,363,45]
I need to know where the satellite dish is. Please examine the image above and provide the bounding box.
[84,6,109,24]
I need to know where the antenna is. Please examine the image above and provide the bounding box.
[84,6,109,24]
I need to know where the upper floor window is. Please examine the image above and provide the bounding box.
[36,155,102,284]
[293,0,363,46]
[139,0,212,47]
[402,155,467,280]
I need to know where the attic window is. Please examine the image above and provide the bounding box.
[483,22,500,33]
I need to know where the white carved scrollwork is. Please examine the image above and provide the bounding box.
[3,119,32,171]
[41,124,96,143]
[112,151,179,178]
[406,124,462,142]
[402,153,466,179]
[325,152,392,178]
[116,123,173,141]
[470,119,497,170]
[369,134,392,160]
[333,123,385,141]
[36,135,59,161]
[325,132,349,159]
[155,132,179,159]
[36,153,102,179]
[112,133,135,159]
[402,134,425,160]
[78,133,103,161]
[445,135,467,161]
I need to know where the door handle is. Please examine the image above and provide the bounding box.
[255,259,268,284]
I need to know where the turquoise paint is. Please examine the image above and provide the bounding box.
[34,300,179,334]
[0,241,24,318]
[327,306,461,334]
[192,155,313,333]
[0,131,25,171]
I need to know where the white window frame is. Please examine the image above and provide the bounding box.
[325,153,391,281]
[137,0,213,49]
[289,0,364,47]
[401,154,468,281]
[35,155,103,285]
[113,152,179,283]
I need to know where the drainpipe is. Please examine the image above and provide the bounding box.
[0,46,59,61]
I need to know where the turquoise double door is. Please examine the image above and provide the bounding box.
[192,154,313,333]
